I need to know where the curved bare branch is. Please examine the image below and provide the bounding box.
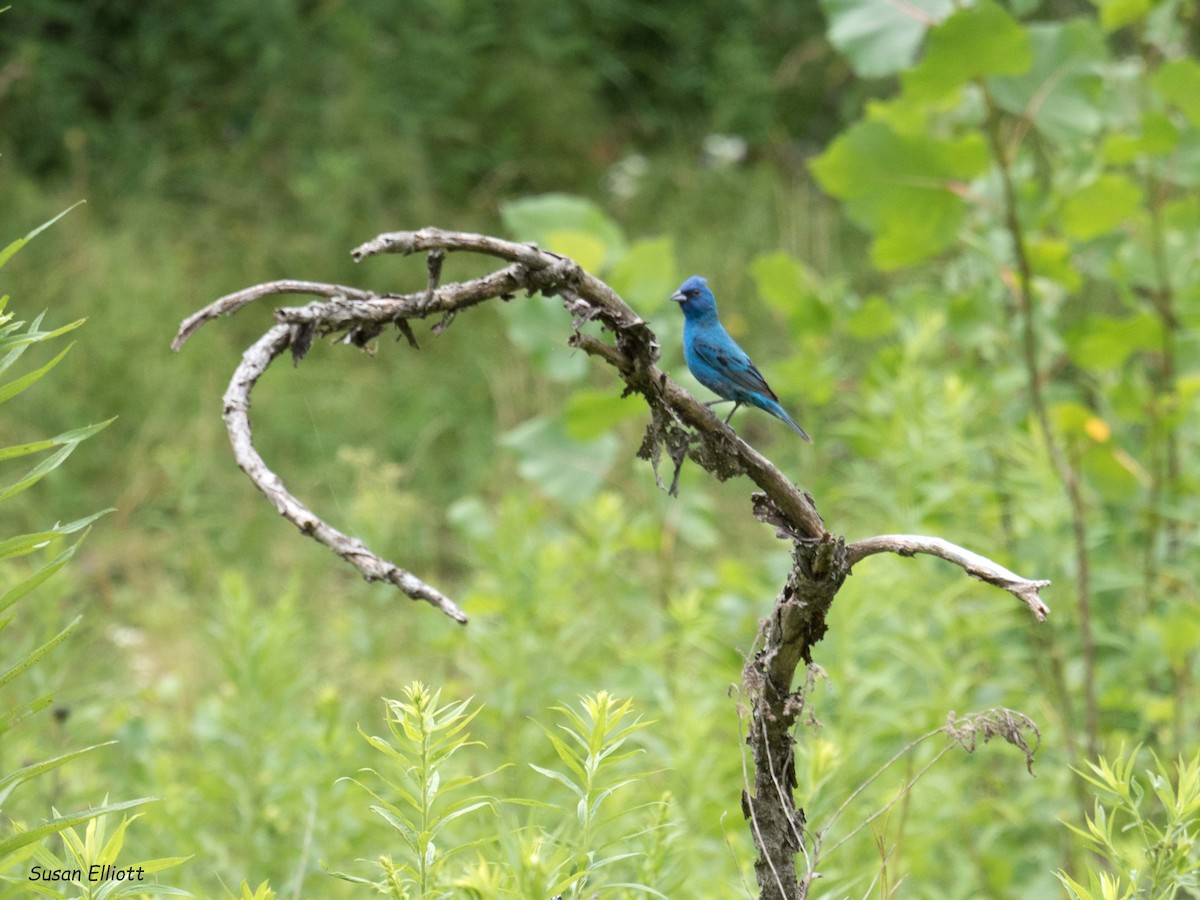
[221,324,468,622]
[846,533,1051,621]
[173,227,826,622]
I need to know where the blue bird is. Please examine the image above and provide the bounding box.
[670,275,811,442]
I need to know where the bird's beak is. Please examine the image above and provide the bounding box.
[670,290,686,303]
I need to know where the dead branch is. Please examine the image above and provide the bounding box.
[174,227,1053,899]
[847,534,1051,621]
[172,228,825,623]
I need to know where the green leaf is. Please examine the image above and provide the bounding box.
[0,317,84,379]
[0,443,78,505]
[1065,312,1162,371]
[607,235,677,315]
[1060,174,1143,240]
[1101,113,1181,163]
[0,522,106,616]
[0,530,69,562]
[0,342,73,404]
[1092,0,1152,30]
[0,693,54,735]
[500,194,626,271]
[1028,238,1082,290]
[0,797,153,860]
[811,119,988,268]
[749,251,831,332]
[1152,58,1200,127]
[564,389,641,441]
[503,294,588,382]
[1082,444,1141,501]
[0,202,84,272]
[0,743,117,808]
[0,615,80,692]
[845,295,897,339]
[499,416,619,506]
[902,0,1032,101]
[751,252,807,312]
[820,0,953,77]
[988,20,1108,143]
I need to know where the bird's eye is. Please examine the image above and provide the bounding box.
[685,289,697,297]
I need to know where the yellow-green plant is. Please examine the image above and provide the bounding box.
[337,685,668,899]
[1058,746,1200,899]
[332,683,497,899]
[0,211,184,897]
[20,810,190,899]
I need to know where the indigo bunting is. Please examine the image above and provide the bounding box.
[670,275,811,442]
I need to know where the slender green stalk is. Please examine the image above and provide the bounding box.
[981,84,1099,760]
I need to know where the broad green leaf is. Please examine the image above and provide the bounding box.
[902,0,1032,101]
[1065,312,1162,370]
[499,415,619,506]
[845,295,897,339]
[749,251,808,312]
[607,235,677,314]
[564,389,641,441]
[1061,174,1143,240]
[1028,238,1082,290]
[1092,0,1152,30]
[749,251,831,332]
[1152,58,1200,126]
[541,230,606,273]
[1083,444,1141,501]
[811,119,989,268]
[502,294,588,382]
[500,194,626,271]
[989,20,1108,144]
[1101,113,1181,162]
[820,0,953,78]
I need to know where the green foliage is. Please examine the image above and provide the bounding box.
[337,686,666,899]
[1,0,1197,895]
[810,122,989,268]
[811,0,1200,891]
[333,684,494,898]
[0,1,835,194]
[0,213,181,895]
[820,0,952,78]
[1058,747,1200,898]
[901,0,1031,101]
[18,811,190,899]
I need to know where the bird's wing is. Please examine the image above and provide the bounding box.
[690,328,779,401]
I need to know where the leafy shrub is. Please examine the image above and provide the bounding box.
[0,212,185,897]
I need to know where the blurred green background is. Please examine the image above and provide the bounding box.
[1,0,1198,897]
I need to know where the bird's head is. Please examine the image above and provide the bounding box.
[670,275,718,320]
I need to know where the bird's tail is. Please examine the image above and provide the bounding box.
[765,399,813,443]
